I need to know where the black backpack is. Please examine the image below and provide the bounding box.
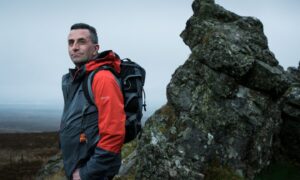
[83,58,146,143]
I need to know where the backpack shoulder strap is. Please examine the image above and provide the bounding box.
[82,65,121,105]
[82,70,97,105]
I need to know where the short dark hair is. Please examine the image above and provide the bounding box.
[70,23,98,44]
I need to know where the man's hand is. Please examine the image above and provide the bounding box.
[72,168,81,180]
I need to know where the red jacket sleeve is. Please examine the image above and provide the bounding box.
[92,70,126,153]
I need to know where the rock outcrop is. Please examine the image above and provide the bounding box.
[281,65,300,162]
[135,0,299,179]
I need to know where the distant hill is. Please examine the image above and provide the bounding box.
[0,104,150,133]
[0,105,61,133]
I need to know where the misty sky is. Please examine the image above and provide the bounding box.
[0,0,299,116]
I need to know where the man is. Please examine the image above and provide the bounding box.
[60,23,126,180]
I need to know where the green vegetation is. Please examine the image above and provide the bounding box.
[115,139,138,180]
[204,160,243,180]
[156,104,178,134]
[121,139,137,159]
[255,161,300,180]
[204,160,300,180]
[114,166,136,180]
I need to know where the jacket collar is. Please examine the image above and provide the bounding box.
[85,50,121,73]
[69,50,121,81]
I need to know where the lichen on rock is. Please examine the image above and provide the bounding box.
[135,0,300,179]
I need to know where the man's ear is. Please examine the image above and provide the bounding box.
[95,44,100,52]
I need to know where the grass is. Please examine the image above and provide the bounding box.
[0,132,59,180]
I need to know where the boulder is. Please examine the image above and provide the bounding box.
[135,0,295,179]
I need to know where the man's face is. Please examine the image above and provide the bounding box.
[68,29,99,66]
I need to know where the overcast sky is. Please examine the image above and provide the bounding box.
[0,0,299,116]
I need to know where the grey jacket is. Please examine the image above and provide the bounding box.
[60,66,121,180]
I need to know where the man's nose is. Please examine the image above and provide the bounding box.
[71,43,79,51]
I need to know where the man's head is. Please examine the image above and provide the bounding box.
[68,23,99,66]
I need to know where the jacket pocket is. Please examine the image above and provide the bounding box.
[59,125,82,177]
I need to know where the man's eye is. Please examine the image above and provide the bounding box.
[68,40,74,46]
[78,39,86,45]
